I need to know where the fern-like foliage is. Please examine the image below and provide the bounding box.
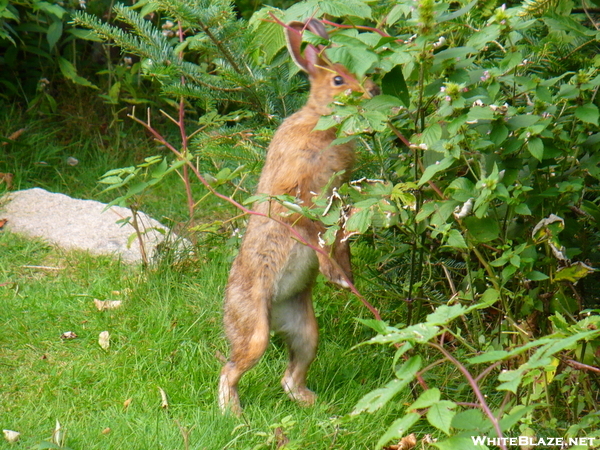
[71,0,300,119]
[519,0,560,17]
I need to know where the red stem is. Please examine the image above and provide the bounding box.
[430,342,506,449]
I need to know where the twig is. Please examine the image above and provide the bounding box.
[563,359,600,374]
[430,342,506,450]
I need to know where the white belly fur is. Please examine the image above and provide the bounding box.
[273,243,318,303]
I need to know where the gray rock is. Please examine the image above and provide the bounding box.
[0,187,182,264]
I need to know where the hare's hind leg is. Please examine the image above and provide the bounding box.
[219,285,270,415]
[272,289,318,406]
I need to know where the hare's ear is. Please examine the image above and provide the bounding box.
[285,19,329,74]
[286,21,311,73]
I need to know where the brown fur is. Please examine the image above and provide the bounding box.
[218,19,379,415]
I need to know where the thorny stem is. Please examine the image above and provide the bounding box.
[126,107,382,321]
[429,342,507,450]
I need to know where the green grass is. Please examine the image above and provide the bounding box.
[0,231,407,450]
[0,102,411,449]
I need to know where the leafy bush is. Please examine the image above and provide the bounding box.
[73,0,600,447]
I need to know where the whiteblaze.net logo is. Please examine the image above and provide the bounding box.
[471,436,596,447]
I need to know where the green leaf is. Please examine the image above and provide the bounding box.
[507,114,540,129]
[407,388,440,411]
[47,19,63,49]
[375,413,420,449]
[346,205,375,234]
[497,368,525,393]
[381,65,410,107]
[446,229,468,249]
[351,356,421,415]
[422,123,443,148]
[478,288,500,308]
[418,157,455,187]
[575,103,599,125]
[555,262,595,283]
[467,350,508,364]
[437,0,477,23]
[249,7,285,64]
[463,216,500,243]
[432,434,486,450]
[466,106,494,122]
[451,409,491,431]
[317,0,371,19]
[35,1,66,18]
[466,24,501,49]
[499,405,536,431]
[526,270,549,281]
[427,401,456,435]
[58,57,99,89]
[527,137,544,161]
[426,304,467,325]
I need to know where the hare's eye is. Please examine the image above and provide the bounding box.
[333,75,345,86]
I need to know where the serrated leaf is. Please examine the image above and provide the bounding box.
[346,206,374,234]
[317,0,371,19]
[422,123,443,148]
[478,288,500,308]
[575,103,599,125]
[446,229,468,249]
[527,137,544,161]
[426,304,467,325]
[418,157,455,187]
[507,114,540,129]
[351,377,413,415]
[466,106,494,122]
[466,24,501,49]
[451,409,491,431]
[407,388,440,411]
[427,401,456,435]
[249,7,285,64]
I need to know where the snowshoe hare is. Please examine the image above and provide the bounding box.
[218,18,380,415]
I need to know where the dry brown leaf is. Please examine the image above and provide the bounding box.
[94,299,123,311]
[101,427,111,435]
[6,128,26,143]
[3,429,20,443]
[0,173,13,190]
[52,420,63,446]
[98,331,110,350]
[60,331,78,340]
[274,427,290,449]
[384,433,417,450]
[0,219,7,229]
[158,387,169,409]
[123,398,133,410]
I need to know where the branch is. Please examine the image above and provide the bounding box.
[429,342,506,450]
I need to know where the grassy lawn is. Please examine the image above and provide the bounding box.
[0,103,413,449]
[0,229,405,449]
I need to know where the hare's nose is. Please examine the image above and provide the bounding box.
[364,80,380,98]
[368,84,381,97]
